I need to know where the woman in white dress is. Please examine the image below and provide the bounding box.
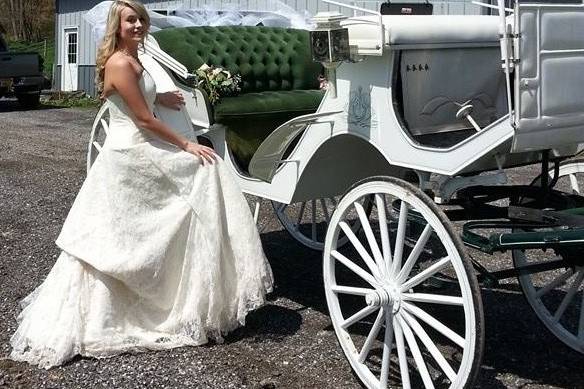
[10,0,273,369]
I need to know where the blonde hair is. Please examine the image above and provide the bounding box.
[95,0,150,95]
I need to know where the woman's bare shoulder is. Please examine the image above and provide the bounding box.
[105,52,136,75]
[102,53,141,97]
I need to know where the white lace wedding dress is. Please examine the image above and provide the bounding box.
[10,70,273,369]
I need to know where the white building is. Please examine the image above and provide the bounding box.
[54,0,487,96]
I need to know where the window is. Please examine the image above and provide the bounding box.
[67,32,77,64]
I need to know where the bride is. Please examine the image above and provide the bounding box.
[10,0,273,369]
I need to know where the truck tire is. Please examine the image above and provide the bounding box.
[17,93,40,109]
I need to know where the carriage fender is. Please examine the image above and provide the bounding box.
[289,133,415,203]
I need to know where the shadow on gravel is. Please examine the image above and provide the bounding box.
[0,99,68,113]
[478,286,584,388]
[259,228,584,388]
[261,229,327,313]
[227,305,303,344]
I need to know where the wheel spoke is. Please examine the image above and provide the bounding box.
[341,305,379,329]
[379,310,395,389]
[375,194,393,275]
[579,285,584,341]
[340,221,383,280]
[253,200,261,224]
[398,315,435,389]
[397,224,433,284]
[391,201,409,277]
[394,316,411,389]
[359,308,385,363]
[403,302,465,348]
[278,203,287,212]
[402,293,464,306]
[329,197,338,208]
[401,256,451,292]
[402,310,457,383]
[100,118,110,135]
[311,200,317,241]
[569,174,580,194]
[355,201,385,277]
[535,268,574,298]
[331,284,375,296]
[331,250,379,287]
[296,201,306,229]
[320,198,330,223]
[553,271,584,322]
[92,141,102,152]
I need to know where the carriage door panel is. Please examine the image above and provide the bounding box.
[512,4,584,152]
[61,28,78,91]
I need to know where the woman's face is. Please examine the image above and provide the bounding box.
[118,6,147,44]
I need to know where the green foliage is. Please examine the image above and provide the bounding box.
[7,38,54,79]
[43,91,101,109]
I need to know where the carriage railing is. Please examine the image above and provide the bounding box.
[348,0,489,15]
[142,37,194,81]
[323,0,385,55]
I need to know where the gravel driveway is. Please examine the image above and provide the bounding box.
[0,99,582,388]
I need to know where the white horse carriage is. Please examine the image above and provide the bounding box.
[89,0,584,387]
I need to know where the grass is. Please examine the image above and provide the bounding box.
[42,91,101,109]
[6,39,55,80]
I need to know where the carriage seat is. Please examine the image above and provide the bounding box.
[151,26,324,171]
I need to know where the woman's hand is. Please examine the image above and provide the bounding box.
[155,91,185,111]
[183,141,216,165]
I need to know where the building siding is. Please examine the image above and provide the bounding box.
[53,65,62,91]
[78,65,97,97]
[55,0,484,95]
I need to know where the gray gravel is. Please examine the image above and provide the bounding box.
[1,98,583,388]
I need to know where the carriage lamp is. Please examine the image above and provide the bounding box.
[310,12,350,98]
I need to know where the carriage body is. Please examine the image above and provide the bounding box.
[155,9,584,206]
[87,2,584,213]
[250,7,584,205]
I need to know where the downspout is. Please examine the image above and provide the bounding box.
[53,0,60,90]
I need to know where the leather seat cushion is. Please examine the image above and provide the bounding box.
[214,89,324,122]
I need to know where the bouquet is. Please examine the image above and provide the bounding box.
[192,64,241,105]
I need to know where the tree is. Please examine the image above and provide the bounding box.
[0,0,54,41]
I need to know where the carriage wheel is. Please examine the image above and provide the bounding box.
[530,156,584,195]
[324,177,483,389]
[272,197,371,251]
[87,103,110,174]
[550,157,584,195]
[513,158,584,354]
[513,249,584,354]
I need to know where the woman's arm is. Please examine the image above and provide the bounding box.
[106,58,215,164]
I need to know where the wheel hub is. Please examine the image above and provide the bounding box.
[365,284,401,313]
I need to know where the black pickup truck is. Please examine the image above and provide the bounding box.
[0,33,47,108]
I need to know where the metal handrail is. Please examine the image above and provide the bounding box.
[322,0,385,52]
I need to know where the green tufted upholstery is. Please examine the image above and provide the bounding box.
[152,26,324,171]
